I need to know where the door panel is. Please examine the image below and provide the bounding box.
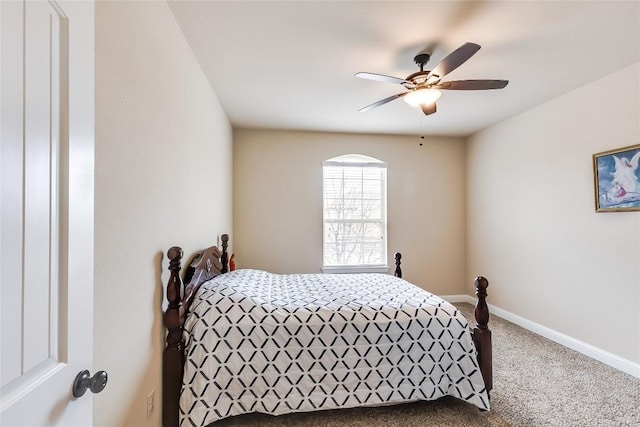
[23,0,60,374]
[0,0,24,388]
[0,1,95,425]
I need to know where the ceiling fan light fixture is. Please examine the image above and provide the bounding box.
[404,88,442,107]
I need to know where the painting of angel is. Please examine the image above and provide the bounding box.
[593,144,640,212]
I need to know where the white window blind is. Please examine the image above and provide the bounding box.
[323,154,387,270]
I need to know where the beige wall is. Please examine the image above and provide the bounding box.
[95,1,232,426]
[233,129,468,296]
[467,62,640,364]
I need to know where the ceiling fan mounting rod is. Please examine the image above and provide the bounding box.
[414,52,431,71]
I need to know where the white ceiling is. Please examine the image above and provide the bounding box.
[168,1,639,137]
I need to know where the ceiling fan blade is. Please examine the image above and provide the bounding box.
[421,103,437,116]
[434,79,509,90]
[358,92,407,112]
[427,42,481,80]
[355,72,410,85]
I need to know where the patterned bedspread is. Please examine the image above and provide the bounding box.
[180,269,489,426]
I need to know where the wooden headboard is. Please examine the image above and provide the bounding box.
[163,234,229,427]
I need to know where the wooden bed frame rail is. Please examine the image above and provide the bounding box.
[162,239,491,426]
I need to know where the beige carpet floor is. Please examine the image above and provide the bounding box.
[210,303,639,426]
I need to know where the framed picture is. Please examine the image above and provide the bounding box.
[593,144,640,212]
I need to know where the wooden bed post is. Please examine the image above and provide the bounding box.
[394,253,402,278]
[472,276,492,396]
[163,247,184,427]
[220,234,229,273]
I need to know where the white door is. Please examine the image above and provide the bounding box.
[1,0,95,425]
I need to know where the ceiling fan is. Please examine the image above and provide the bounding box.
[356,42,508,116]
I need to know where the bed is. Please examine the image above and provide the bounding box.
[162,234,492,427]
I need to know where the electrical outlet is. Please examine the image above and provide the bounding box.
[147,390,155,420]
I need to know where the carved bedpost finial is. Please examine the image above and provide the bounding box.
[167,246,183,265]
[166,247,183,305]
[474,276,489,329]
[394,252,402,278]
[220,234,229,274]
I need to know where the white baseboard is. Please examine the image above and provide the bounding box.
[441,294,475,304]
[442,294,640,379]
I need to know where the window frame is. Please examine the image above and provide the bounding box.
[322,154,388,273]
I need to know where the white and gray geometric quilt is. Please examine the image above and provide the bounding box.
[180,269,489,426]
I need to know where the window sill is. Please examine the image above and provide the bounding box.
[322,265,389,274]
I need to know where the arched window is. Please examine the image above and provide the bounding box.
[322,154,387,272]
